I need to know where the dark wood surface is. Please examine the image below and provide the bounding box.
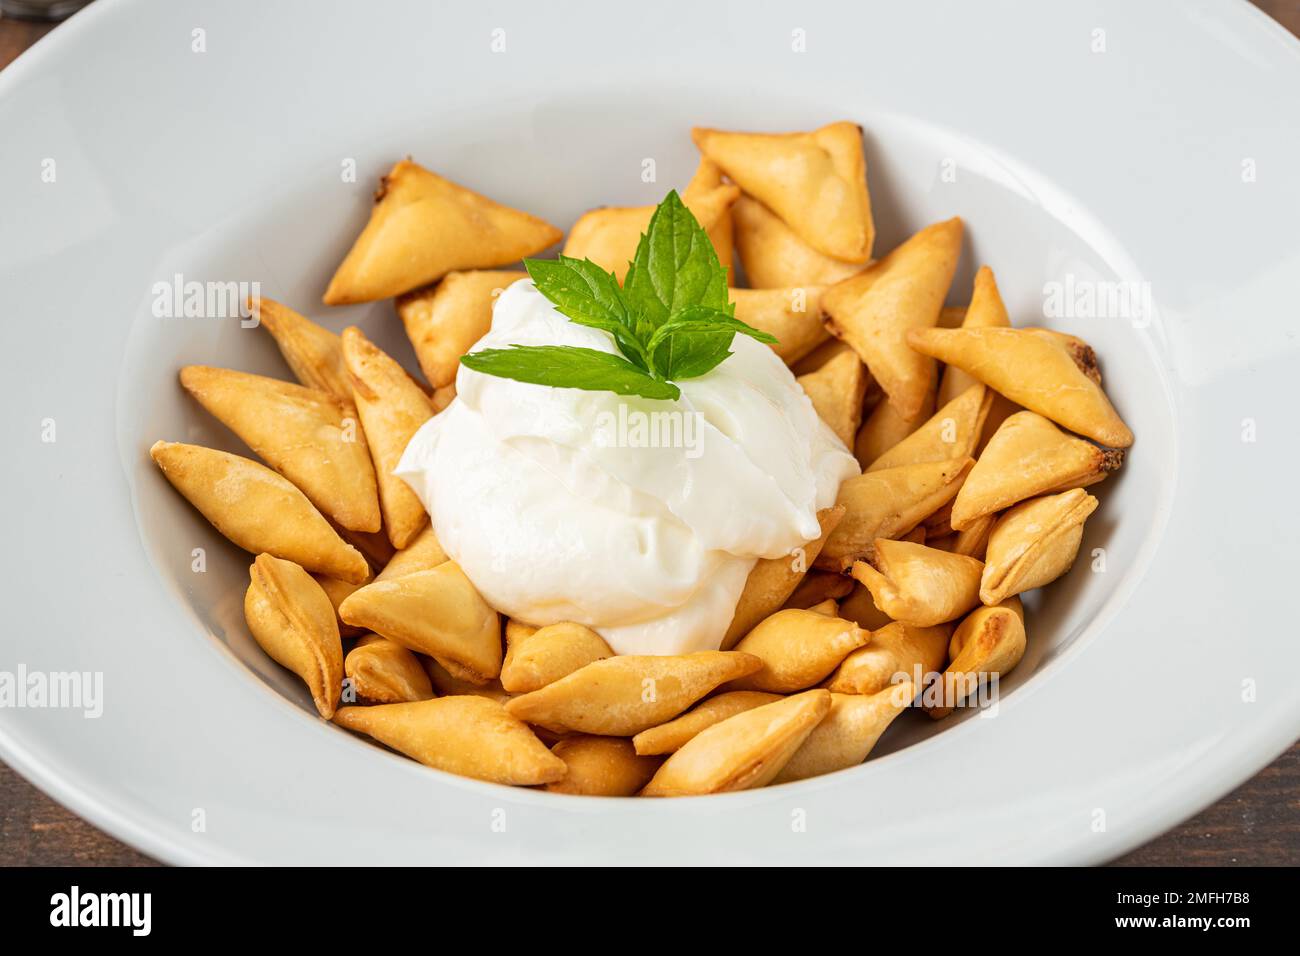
[1,2,1297,868]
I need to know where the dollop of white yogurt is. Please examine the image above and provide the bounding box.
[395,281,859,655]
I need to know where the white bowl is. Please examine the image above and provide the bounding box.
[2,0,1298,864]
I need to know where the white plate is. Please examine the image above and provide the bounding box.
[2,0,1298,865]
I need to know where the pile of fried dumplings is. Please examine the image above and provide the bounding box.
[150,121,1132,796]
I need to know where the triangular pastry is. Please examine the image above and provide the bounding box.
[545,736,662,796]
[499,621,614,694]
[774,684,914,783]
[824,621,950,696]
[324,159,561,304]
[341,326,434,549]
[150,441,369,583]
[252,297,351,400]
[344,634,435,704]
[641,690,832,796]
[866,383,991,472]
[396,270,526,388]
[731,195,867,289]
[728,608,870,693]
[796,343,868,446]
[936,266,1009,406]
[731,285,830,365]
[631,691,781,756]
[980,489,1099,604]
[180,365,380,533]
[925,598,1025,719]
[822,218,963,421]
[244,553,343,718]
[850,539,984,627]
[952,411,1123,530]
[693,122,873,262]
[906,326,1134,447]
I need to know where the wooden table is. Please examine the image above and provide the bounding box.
[1,1,1297,867]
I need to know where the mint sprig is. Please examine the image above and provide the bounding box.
[459,190,776,401]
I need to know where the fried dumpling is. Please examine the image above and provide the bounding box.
[796,343,869,446]
[818,457,974,571]
[338,562,502,682]
[631,691,782,756]
[499,621,614,694]
[783,569,855,610]
[323,160,561,304]
[150,441,369,583]
[374,524,449,581]
[731,285,830,365]
[823,218,963,421]
[252,297,351,400]
[341,327,434,549]
[850,539,984,627]
[731,195,866,289]
[854,388,936,468]
[244,553,343,718]
[545,737,662,796]
[722,506,844,649]
[729,608,869,693]
[333,696,565,785]
[980,489,1099,605]
[866,383,992,472]
[906,326,1134,448]
[641,689,832,796]
[396,270,526,389]
[180,365,380,533]
[935,266,1009,407]
[344,633,435,704]
[952,411,1123,530]
[824,621,950,696]
[925,598,1026,719]
[774,684,913,783]
[504,651,761,736]
[562,164,739,281]
[693,122,873,262]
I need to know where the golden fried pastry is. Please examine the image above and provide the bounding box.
[344,633,435,704]
[796,343,869,446]
[728,608,870,693]
[818,457,974,571]
[783,569,855,610]
[722,506,844,649]
[252,297,352,400]
[374,524,448,582]
[684,157,738,276]
[546,736,662,796]
[333,696,565,785]
[850,539,984,627]
[837,583,894,630]
[504,651,761,736]
[312,573,367,637]
[396,270,526,388]
[731,195,867,288]
[774,684,913,782]
[180,365,381,533]
[150,441,369,583]
[854,387,936,468]
[952,411,1123,530]
[335,524,396,573]
[323,159,561,304]
[339,562,502,682]
[422,658,512,704]
[822,217,964,422]
[693,122,873,262]
[906,326,1134,447]
[935,266,1009,406]
[631,691,782,755]
[926,598,1026,719]
[825,621,949,696]
[340,326,434,549]
[932,513,997,561]
[866,383,992,472]
[980,489,1099,604]
[499,621,614,694]
[563,169,738,282]
[244,553,343,718]
[641,689,832,796]
[731,285,830,364]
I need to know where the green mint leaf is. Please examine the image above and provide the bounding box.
[645,306,778,353]
[623,190,730,330]
[460,345,680,401]
[524,256,650,370]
